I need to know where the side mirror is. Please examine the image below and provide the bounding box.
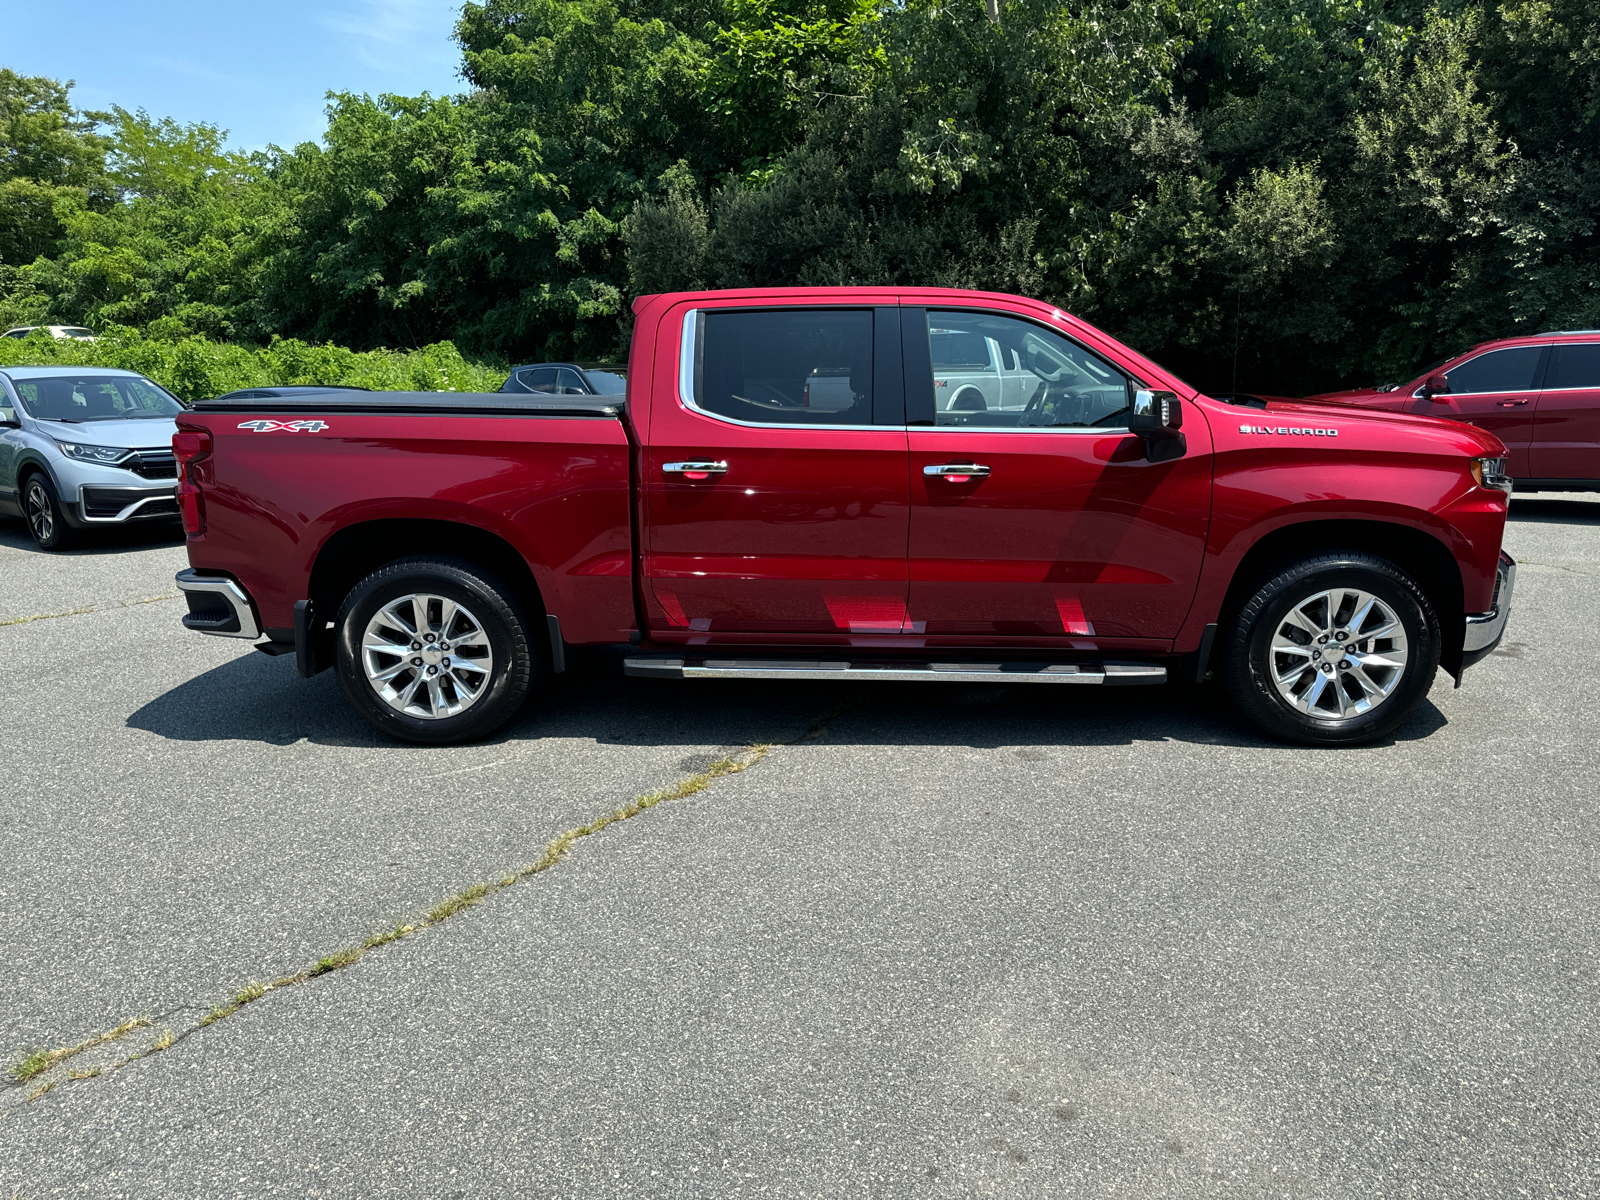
[1128,389,1186,463]
[1420,373,1450,400]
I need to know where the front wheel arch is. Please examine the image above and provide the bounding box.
[1215,520,1465,680]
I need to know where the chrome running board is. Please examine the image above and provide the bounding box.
[624,658,1166,686]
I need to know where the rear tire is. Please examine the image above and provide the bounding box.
[334,557,535,744]
[1222,551,1440,746]
[23,473,75,551]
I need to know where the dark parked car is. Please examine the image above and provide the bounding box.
[499,363,627,397]
[1307,330,1600,491]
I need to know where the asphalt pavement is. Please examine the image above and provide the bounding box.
[2,497,1597,1198]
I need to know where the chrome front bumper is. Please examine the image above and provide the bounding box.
[1463,552,1516,661]
[175,569,261,639]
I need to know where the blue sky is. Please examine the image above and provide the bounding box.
[5,0,468,151]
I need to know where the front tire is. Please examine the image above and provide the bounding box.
[23,473,75,551]
[334,557,535,744]
[1222,551,1440,746]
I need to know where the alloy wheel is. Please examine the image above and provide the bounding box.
[1268,587,1409,720]
[25,480,53,544]
[360,593,494,719]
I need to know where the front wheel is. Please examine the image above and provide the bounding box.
[334,557,535,744]
[1222,551,1440,746]
[23,474,75,551]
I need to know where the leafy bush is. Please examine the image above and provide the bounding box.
[0,327,508,401]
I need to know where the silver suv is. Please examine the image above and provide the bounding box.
[0,367,185,549]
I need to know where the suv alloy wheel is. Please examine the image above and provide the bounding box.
[1223,551,1440,746]
[334,557,535,744]
[23,473,74,551]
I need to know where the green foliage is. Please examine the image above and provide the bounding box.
[0,328,506,402]
[2,0,1598,393]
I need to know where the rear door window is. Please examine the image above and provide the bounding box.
[1543,343,1600,390]
[688,309,875,426]
[1445,347,1544,394]
[515,367,559,393]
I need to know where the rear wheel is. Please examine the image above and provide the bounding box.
[334,557,535,744]
[23,473,74,551]
[1222,551,1439,746]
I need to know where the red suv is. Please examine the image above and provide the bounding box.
[1307,330,1600,490]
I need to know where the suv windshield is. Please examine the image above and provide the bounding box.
[1378,352,1460,392]
[12,374,185,421]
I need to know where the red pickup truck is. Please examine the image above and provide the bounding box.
[172,287,1516,747]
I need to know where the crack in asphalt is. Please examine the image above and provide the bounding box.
[0,592,180,628]
[2,696,860,1117]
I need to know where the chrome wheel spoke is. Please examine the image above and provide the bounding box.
[362,591,494,720]
[1269,585,1409,723]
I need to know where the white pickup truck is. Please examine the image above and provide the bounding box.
[932,316,1129,426]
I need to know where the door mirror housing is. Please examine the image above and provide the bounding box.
[1420,373,1451,400]
[1128,389,1186,462]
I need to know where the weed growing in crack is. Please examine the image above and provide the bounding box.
[6,1016,152,1088]
[67,1067,100,1081]
[13,711,861,1109]
[10,1050,48,1083]
[25,1080,55,1101]
[199,1003,238,1028]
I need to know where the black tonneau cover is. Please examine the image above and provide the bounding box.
[193,388,621,418]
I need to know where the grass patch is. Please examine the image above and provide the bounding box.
[149,1029,176,1052]
[235,982,267,1005]
[10,1050,49,1083]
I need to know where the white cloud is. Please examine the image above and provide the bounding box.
[319,0,462,77]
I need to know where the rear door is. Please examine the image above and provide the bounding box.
[1532,341,1600,481]
[905,307,1212,643]
[641,302,912,636]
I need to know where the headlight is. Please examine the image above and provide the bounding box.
[56,441,130,464]
[1470,456,1512,495]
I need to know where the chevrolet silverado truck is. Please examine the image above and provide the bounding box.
[171,288,1517,747]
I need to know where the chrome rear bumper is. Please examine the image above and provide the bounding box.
[175,569,261,639]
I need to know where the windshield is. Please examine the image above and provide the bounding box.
[1379,352,1460,392]
[12,374,185,422]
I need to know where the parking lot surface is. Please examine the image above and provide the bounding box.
[2,497,1597,1198]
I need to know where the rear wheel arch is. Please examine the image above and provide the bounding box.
[308,519,549,666]
[1216,520,1466,678]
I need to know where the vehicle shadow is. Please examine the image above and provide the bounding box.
[1508,495,1600,524]
[127,644,1449,753]
[0,515,185,556]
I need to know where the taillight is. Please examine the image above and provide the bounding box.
[173,428,212,535]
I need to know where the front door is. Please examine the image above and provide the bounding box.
[1410,344,1547,477]
[642,303,911,637]
[1532,340,1600,481]
[905,307,1211,643]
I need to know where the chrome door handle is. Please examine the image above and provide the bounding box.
[663,460,728,479]
[1497,399,1530,407]
[923,462,991,480]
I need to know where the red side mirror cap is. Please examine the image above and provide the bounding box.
[1423,373,1450,398]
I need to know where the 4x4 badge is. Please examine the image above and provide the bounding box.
[1239,424,1338,437]
[237,419,329,433]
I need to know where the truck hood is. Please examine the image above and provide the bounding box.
[32,416,179,449]
[1300,386,1397,405]
[1241,397,1506,456]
